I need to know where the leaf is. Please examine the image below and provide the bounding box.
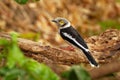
[30,0,40,2]
[20,32,40,41]
[99,20,120,31]
[15,0,40,4]
[7,32,26,68]
[0,39,9,46]
[24,59,59,80]
[62,66,91,80]
[15,0,28,4]
[0,67,26,80]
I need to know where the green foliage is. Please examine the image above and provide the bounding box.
[99,20,120,31]
[20,32,40,41]
[116,0,120,3]
[15,0,40,4]
[23,59,59,80]
[0,67,26,80]
[0,32,59,80]
[15,0,28,4]
[62,66,91,80]
[7,33,25,68]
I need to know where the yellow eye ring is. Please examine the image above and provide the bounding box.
[59,20,64,25]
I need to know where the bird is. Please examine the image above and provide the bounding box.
[52,17,99,67]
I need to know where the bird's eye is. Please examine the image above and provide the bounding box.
[59,20,64,25]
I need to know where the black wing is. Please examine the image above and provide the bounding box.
[60,26,88,50]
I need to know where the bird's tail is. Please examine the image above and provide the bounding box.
[82,50,99,68]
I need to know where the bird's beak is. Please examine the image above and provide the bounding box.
[52,19,57,23]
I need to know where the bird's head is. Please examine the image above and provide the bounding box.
[52,17,70,28]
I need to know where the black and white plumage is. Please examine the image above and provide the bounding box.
[52,17,99,67]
